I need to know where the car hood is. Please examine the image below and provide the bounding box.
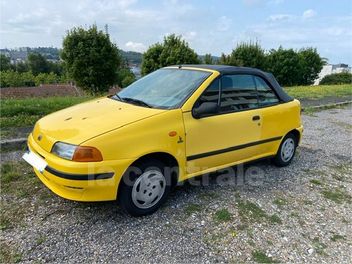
[32,97,166,152]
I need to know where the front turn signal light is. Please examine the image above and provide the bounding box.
[72,146,103,162]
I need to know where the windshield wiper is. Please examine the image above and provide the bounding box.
[121,97,152,108]
[110,94,124,101]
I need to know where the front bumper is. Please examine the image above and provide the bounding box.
[26,133,134,202]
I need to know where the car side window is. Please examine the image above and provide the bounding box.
[196,78,220,106]
[254,76,280,106]
[220,75,259,112]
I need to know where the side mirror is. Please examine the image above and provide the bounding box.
[192,102,218,119]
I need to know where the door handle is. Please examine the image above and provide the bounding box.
[252,115,260,121]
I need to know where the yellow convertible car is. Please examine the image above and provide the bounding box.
[23,65,303,216]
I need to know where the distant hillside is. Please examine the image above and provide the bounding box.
[0,47,60,61]
[120,50,143,64]
[0,47,143,65]
[1,47,221,65]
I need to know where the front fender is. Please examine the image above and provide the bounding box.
[82,109,187,180]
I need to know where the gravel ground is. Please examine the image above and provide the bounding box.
[1,106,351,263]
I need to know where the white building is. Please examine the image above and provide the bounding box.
[314,63,352,85]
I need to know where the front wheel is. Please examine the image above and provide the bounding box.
[118,159,172,216]
[273,133,297,167]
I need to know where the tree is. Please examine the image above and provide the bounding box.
[117,59,136,88]
[229,42,266,69]
[61,25,122,94]
[0,54,12,71]
[298,48,324,85]
[218,53,231,65]
[266,47,302,86]
[14,61,29,73]
[121,74,135,87]
[141,43,163,75]
[48,61,65,76]
[141,34,200,75]
[27,53,50,75]
[203,53,213,64]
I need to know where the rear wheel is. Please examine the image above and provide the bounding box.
[118,159,172,216]
[273,133,297,167]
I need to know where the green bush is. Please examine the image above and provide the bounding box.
[0,70,61,87]
[320,72,352,85]
[34,72,60,86]
[0,70,35,87]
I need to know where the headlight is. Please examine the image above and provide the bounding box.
[51,142,77,160]
[51,142,103,162]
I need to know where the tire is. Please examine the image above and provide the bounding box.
[118,159,172,217]
[273,133,297,167]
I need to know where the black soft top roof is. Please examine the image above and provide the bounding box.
[170,64,293,103]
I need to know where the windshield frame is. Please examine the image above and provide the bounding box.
[115,68,213,110]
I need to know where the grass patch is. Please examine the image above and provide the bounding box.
[310,179,323,185]
[0,161,41,195]
[197,191,220,201]
[1,96,94,128]
[237,200,282,225]
[284,84,352,100]
[268,214,282,224]
[237,200,267,221]
[248,240,256,247]
[330,234,346,242]
[321,188,351,204]
[203,233,224,245]
[36,236,47,246]
[289,212,300,218]
[312,237,327,255]
[184,203,202,215]
[0,201,28,231]
[1,163,21,184]
[273,198,288,207]
[214,208,232,222]
[252,250,278,263]
[303,200,314,205]
[0,242,22,263]
[330,163,351,182]
[0,161,54,230]
[332,174,345,182]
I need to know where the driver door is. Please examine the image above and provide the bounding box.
[183,75,262,176]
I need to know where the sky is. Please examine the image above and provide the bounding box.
[1,0,351,64]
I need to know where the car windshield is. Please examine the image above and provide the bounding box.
[116,68,211,109]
